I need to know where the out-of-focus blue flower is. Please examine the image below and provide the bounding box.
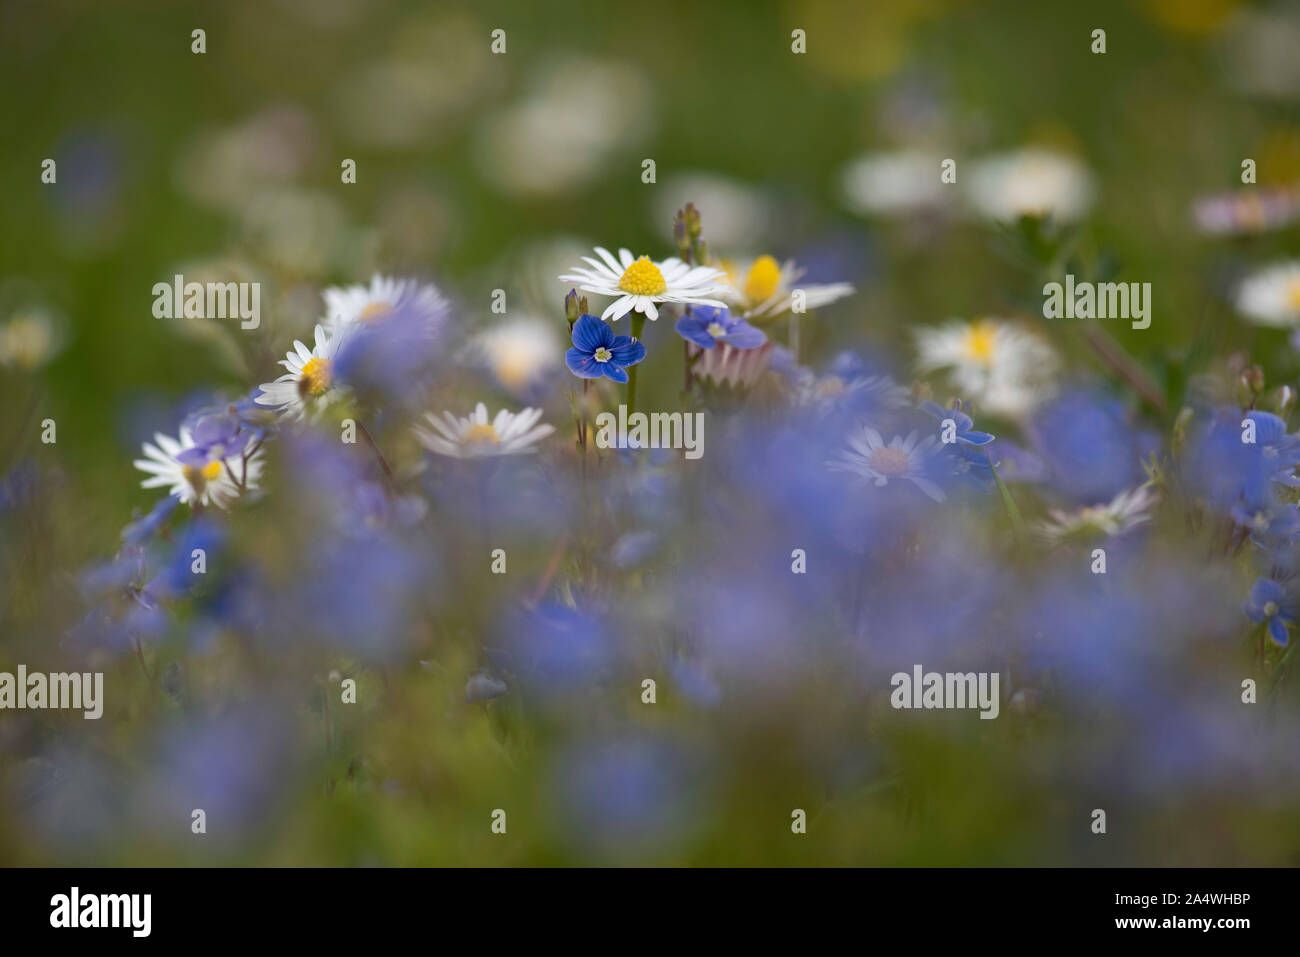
[1184,406,1275,515]
[1243,578,1293,646]
[566,314,646,383]
[0,460,41,513]
[674,305,765,350]
[143,519,226,603]
[1030,390,1149,504]
[494,602,613,696]
[121,495,178,545]
[669,657,721,709]
[177,406,254,467]
[551,735,701,861]
[333,297,446,408]
[772,347,909,418]
[293,531,431,662]
[133,706,296,840]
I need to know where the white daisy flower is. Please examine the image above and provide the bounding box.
[322,274,450,337]
[914,318,1059,418]
[1235,261,1300,327]
[966,148,1095,224]
[559,246,728,321]
[840,149,946,218]
[720,254,854,320]
[254,323,345,419]
[133,427,263,509]
[827,427,946,502]
[413,402,555,459]
[1036,485,1159,543]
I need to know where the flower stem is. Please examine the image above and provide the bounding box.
[627,313,646,416]
[987,452,1025,537]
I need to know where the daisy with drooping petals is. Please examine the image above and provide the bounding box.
[413,402,555,459]
[914,318,1059,418]
[134,427,264,509]
[827,427,947,502]
[255,324,346,419]
[322,274,450,337]
[1235,261,1300,327]
[720,254,854,320]
[558,246,728,321]
[1035,485,1159,543]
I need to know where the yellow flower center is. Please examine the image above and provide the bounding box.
[183,460,224,488]
[299,357,333,397]
[463,423,500,445]
[618,256,667,296]
[869,446,911,476]
[593,346,613,362]
[961,320,999,365]
[743,255,782,304]
[1286,279,1300,312]
[706,322,727,338]
[358,301,394,323]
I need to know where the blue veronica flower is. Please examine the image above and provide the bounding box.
[673,305,765,350]
[566,313,646,384]
[176,406,253,468]
[948,443,997,492]
[1234,501,1300,552]
[1185,407,1277,515]
[1243,578,1294,646]
[1245,410,1300,488]
[920,400,995,446]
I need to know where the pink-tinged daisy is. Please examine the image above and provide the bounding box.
[559,246,728,321]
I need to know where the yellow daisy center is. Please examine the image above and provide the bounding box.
[618,256,667,297]
[743,255,782,304]
[869,445,911,476]
[358,301,394,323]
[961,320,999,365]
[299,357,333,397]
[183,460,224,488]
[1286,279,1300,312]
[463,423,500,445]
